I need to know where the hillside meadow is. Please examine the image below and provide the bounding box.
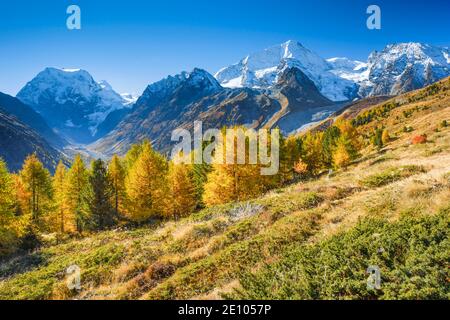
[0,78,449,300]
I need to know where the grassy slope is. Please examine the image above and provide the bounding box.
[0,78,449,300]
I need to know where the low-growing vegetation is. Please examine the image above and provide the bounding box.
[229,210,450,300]
[359,165,426,188]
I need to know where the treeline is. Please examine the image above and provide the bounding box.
[0,121,361,256]
[352,101,400,127]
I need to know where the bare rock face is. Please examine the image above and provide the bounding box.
[0,91,67,148]
[0,103,63,173]
[91,68,282,155]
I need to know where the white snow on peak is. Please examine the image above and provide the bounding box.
[327,57,367,72]
[368,43,449,69]
[216,41,450,101]
[444,52,450,64]
[61,68,81,73]
[215,40,357,101]
[65,119,81,128]
[18,67,99,105]
[98,80,114,91]
[120,93,139,106]
[17,67,130,136]
[144,68,222,99]
[187,68,222,90]
[360,42,450,96]
[327,57,369,83]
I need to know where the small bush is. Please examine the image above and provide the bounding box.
[147,261,176,281]
[403,126,414,133]
[412,135,428,145]
[190,224,216,239]
[360,166,425,188]
[424,147,443,157]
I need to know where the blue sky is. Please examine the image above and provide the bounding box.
[0,0,449,96]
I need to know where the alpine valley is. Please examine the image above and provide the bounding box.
[1,38,450,301]
[2,40,450,168]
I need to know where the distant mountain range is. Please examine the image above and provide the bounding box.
[215,40,359,101]
[1,40,448,167]
[93,41,450,154]
[360,42,450,96]
[215,41,450,100]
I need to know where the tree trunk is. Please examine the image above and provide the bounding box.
[60,208,64,234]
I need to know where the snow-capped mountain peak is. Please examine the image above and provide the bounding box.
[216,40,450,101]
[142,68,222,102]
[187,68,222,89]
[325,42,450,97]
[215,40,358,101]
[369,42,450,67]
[18,67,98,105]
[361,42,450,96]
[17,67,130,143]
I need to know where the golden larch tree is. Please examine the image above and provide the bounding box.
[125,143,169,222]
[0,159,26,255]
[52,161,67,234]
[203,129,265,207]
[382,129,391,145]
[333,136,352,169]
[19,154,53,223]
[167,156,197,219]
[65,154,88,233]
[108,155,126,217]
